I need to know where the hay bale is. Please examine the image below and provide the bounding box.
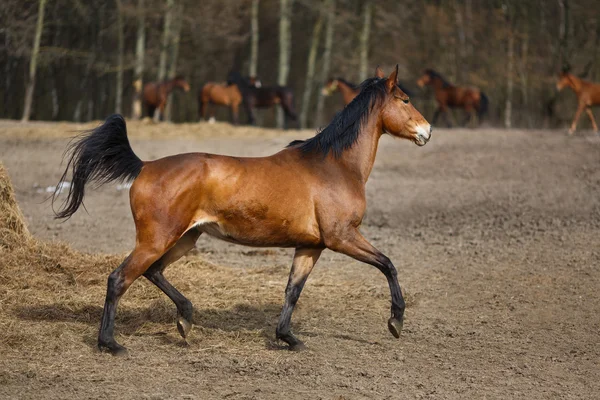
[0,163,31,248]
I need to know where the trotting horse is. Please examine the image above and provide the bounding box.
[227,72,298,128]
[556,69,600,135]
[143,76,190,121]
[198,77,261,124]
[53,66,431,355]
[417,69,488,127]
[322,72,413,107]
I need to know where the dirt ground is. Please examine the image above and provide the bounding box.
[1,120,599,399]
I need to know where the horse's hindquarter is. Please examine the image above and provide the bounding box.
[133,152,322,248]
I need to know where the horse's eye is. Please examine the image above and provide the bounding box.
[402,98,409,104]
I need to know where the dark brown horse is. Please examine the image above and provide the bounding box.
[53,66,431,355]
[227,72,297,128]
[556,70,600,134]
[199,77,261,124]
[417,69,488,127]
[322,73,413,107]
[143,76,190,121]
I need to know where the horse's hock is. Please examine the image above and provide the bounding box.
[0,162,31,248]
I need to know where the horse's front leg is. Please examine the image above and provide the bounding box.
[327,230,405,338]
[585,107,599,133]
[276,248,323,351]
[569,104,585,135]
[432,107,442,125]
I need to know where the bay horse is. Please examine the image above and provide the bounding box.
[417,69,488,127]
[556,69,600,135]
[198,77,261,125]
[227,72,297,128]
[143,76,190,121]
[322,74,413,106]
[53,66,431,355]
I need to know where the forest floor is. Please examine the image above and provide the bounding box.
[1,120,599,399]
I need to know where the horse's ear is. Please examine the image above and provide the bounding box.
[375,66,385,78]
[386,64,399,91]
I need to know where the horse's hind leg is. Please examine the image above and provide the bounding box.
[585,107,598,133]
[98,245,165,355]
[143,229,202,339]
[276,248,323,351]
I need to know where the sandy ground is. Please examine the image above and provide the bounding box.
[1,120,600,399]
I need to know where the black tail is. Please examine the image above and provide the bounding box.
[53,114,143,220]
[478,92,489,120]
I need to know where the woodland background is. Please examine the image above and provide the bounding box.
[1,0,599,129]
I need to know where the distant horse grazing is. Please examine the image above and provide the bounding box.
[417,69,488,127]
[322,75,413,106]
[143,76,190,120]
[227,72,297,128]
[199,77,261,125]
[53,66,431,355]
[556,69,600,135]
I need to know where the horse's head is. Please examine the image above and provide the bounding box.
[416,70,433,88]
[321,79,339,96]
[174,76,190,92]
[379,66,431,146]
[556,70,574,91]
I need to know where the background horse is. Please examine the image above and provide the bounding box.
[556,68,600,135]
[143,76,190,121]
[322,76,413,106]
[53,66,431,355]
[227,71,297,128]
[199,77,261,125]
[417,69,488,127]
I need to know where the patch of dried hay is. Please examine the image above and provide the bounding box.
[0,163,31,249]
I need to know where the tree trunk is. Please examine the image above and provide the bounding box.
[504,31,514,129]
[276,0,293,129]
[115,0,124,115]
[299,12,323,130]
[249,0,259,77]
[517,33,531,127]
[21,0,48,122]
[315,0,335,128]
[557,0,569,68]
[165,2,183,122]
[358,0,372,82]
[454,0,467,81]
[132,0,146,120]
[156,0,174,121]
[465,0,473,57]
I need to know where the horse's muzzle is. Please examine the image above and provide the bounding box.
[414,124,432,146]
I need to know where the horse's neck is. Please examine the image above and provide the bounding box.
[338,81,358,103]
[433,78,450,90]
[162,80,176,94]
[336,115,382,183]
[568,75,584,93]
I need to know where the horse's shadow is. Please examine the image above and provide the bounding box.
[14,301,296,350]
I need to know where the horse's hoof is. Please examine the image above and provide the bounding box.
[98,341,129,357]
[388,317,403,339]
[177,317,193,339]
[289,342,307,352]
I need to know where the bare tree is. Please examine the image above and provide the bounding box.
[21,0,48,122]
[276,0,293,129]
[504,3,515,129]
[132,0,146,120]
[299,9,323,129]
[249,0,259,77]
[315,0,335,128]
[115,0,124,115]
[358,0,372,82]
[155,0,174,121]
[165,1,183,122]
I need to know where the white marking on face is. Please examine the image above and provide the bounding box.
[416,124,431,141]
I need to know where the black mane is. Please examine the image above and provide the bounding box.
[288,77,388,158]
[424,69,452,88]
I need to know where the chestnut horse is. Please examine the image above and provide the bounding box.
[199,77,261,124]
[227,72,297,128]
[53,66,431,355]
[322,76,413,106]
[556,70,600,135]
[417,69,488,127]
[143,76,190,121]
